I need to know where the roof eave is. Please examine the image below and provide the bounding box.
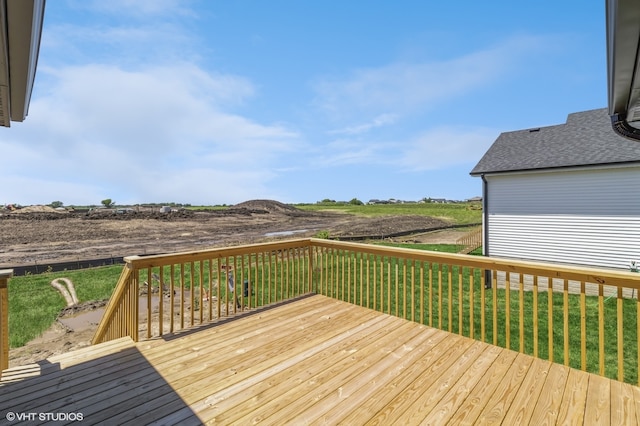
[606,0,640,140]
[0,0,46,126]
[470,160,640,177]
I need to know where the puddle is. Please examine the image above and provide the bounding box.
[54,290,208,333]
[58,309,105,332]
[264,229,308,237]
[55,293,171,332]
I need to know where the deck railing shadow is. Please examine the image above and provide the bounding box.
[0,341,200,423]
[157,293,316,342]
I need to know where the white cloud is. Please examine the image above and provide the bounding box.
[313,139,381,167]
[83,0,196,19]
[13,1,305,206]
[328,113,398,135]
[304,35,548,174]
[313,35,548,120]
[399,127,497,171]
[0,174,106,206]
[41,1,204,68]
[6,63,299,205]
[126,167,278,205]
[309,126,497,172]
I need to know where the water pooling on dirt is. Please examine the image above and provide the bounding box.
[263,229,309,237]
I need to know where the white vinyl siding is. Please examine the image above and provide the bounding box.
[486,166,640,269]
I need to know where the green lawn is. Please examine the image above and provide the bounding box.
[375,242,463,253]
[8,266,122,348]
[296,201,482,225]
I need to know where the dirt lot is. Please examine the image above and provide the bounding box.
[4,200,470,368]
[0,200,464,267]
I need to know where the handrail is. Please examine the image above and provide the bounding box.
[92,265,136,344]
[91,237,640,384]
[93,239,314,344]
[310,238,640,385]
[0,269,13,377]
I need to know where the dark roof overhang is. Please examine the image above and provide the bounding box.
[607,0,640,140]
[0,0,46,127]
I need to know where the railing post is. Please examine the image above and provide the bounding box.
[308,241,315,293]
[0,269,13,377]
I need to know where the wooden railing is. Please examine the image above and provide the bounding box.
[311,239,640,385]
[456,226,482,253]
[92,266,137,344]
[0,269,11,377]
[93,240,313,344]
[92,238,640,384]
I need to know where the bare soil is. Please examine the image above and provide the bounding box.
[0,200,461,266]
[4,200,468,368]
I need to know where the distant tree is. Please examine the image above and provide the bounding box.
[50,201,63,208]
[349,198,364,205]
[101,198,115,208]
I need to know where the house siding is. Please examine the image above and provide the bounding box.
[486,166,640,269]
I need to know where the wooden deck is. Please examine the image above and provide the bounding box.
[1,294,639,425]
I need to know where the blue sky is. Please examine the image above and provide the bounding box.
[3,0,607,206]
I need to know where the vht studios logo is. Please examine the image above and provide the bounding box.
[5,412,84,422]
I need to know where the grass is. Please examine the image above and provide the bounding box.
[184,201,483,224]
[8,265,122,348]
[297,202,482,225]
[375,242,462,253]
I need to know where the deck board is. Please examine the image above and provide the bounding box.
[336,335,467,424]
[2,294,639,425]
[498,356,551,424]
[585,373,612,425]
[417,344,503,425]
[403,339,488,415]
[531,362,571,424]
[194,314,406,423]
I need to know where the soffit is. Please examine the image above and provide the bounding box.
[607,0,640,124]
[0,0,45,127]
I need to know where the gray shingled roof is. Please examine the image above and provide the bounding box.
[470,108,640,175]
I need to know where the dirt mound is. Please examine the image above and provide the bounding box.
[233,199,302,214]
[83,209,195,221]
[12,205,66,214]
[3,205,69,220]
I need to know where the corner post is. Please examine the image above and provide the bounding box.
[0,269,13,376]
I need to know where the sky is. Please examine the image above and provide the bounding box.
[2,0,608,206]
